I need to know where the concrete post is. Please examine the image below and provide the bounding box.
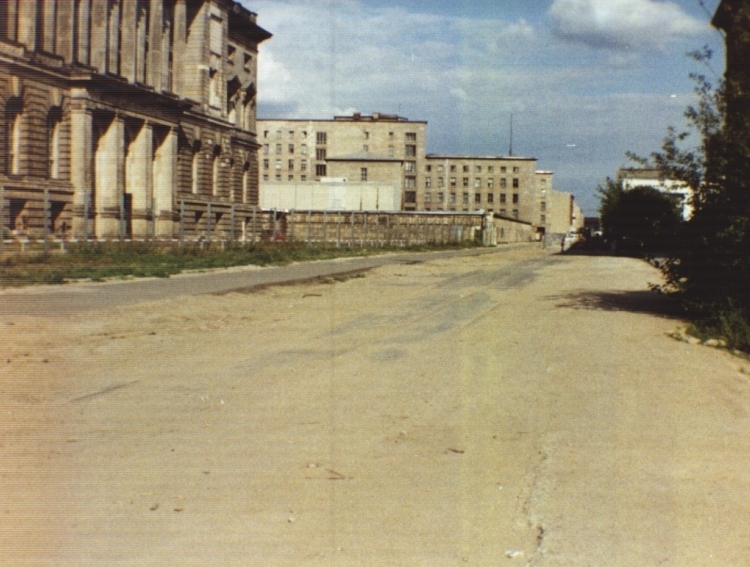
[126,120,153,237]
[154,127,177,238]
[94,114,125,238]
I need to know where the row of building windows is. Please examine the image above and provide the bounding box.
[427,164,521,174]
[262,129,418,142]
[424,192,520,204]
[426,177,521,189]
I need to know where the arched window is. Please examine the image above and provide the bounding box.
[5,97,23,175]
[191,141,201,194]
[48,107,63,179]
[242,161,250,204]
[211,145,221,196]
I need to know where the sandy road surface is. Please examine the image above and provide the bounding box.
[2,245,750,566]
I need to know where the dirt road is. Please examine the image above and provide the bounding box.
[2,245,749,566]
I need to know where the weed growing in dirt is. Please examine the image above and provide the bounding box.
[0,240,480,287]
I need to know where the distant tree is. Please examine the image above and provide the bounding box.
[597,179,682,251]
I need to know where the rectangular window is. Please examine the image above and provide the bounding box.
[463,165,469,173]
[540,214,546,223]
[275,144,282,154]
[388,145,394,157]
[288,159,294,170]
[437,165,444,173]
[289,130,294,139]
[275,173,281,181]
[405,191,417,203]
[437,192,444,203]
[462,193,469,204]
[406,132,417,141]
[438,177,444,188]
[512,209,519,218]
[450,178,456,188]
[425,177,432,188]
[316,148,327,160]
[288,144,294,154]
[263,159,269,169]
[500,194,506,203]
[474,193,481,204]
[263,174,269,181]
[424,192,431,202]
[500,178,507,188]
[513,166,520,173]
[426,164,432,172]
[513,193,519,204]
[501,166,507,173]
[476,165,482,173]
[288,174,294,181]
[487,193,494,203]
[405,177,416,189]
[316,164,327,176]
[450,193,457,203]
[316,132,327,144]
[363,145,369,152]
[301,144,308,155]
[405,161,415,173]
[405,145,416,157]
[540,201,546,211]
[364,131,369,139]
[209,15,223,55]
[275,160,281,170]
[463,178,469,187]
[300,160,307,171]
[389,131,394,140]
[513,178,519,188]
[474,178,481,188]
[488,178,494,188]
[263,144,269,154]
[361,167,368,181]
[301,174,307,181]
[450,165,457,172]
[488,166,495,173]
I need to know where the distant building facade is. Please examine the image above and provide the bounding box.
[257,114,426,211]
[617,168,693,220]
[0,0,271,239]
[258,113,560,230]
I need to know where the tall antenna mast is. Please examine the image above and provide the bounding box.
[509,113,514,156]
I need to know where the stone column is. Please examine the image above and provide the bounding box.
[154,127,177,237]
[94,114,125,238]
[107,0,121,75]
[56,0,74,62]
[70,106,93,238]
[42,0,57,53]
[16,0,37,49]
[147,0,164,90]
[119,0,137,82]
[77,0,91,65]
[172,0,186,96]
[125,121,153,237]
[90,0,108,72]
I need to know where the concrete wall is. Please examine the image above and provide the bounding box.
[260,183,402,211]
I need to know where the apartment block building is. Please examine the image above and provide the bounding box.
[421,155,537,221]
[0,0,271,239]
[257,113,427,211]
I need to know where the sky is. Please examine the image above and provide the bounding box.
[242,0,725,215]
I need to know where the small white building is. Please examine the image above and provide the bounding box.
[617,168,694,220]
[260,180,402,211]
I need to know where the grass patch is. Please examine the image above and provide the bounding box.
[0,240,481,288]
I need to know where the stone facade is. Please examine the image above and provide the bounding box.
[0,0,270,239]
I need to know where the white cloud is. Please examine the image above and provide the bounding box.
[547,0,707,51]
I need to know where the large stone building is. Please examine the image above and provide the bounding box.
[0,0,271,239]
[258,113,560,233]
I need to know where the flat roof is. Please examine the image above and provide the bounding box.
[426,154,537,161]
